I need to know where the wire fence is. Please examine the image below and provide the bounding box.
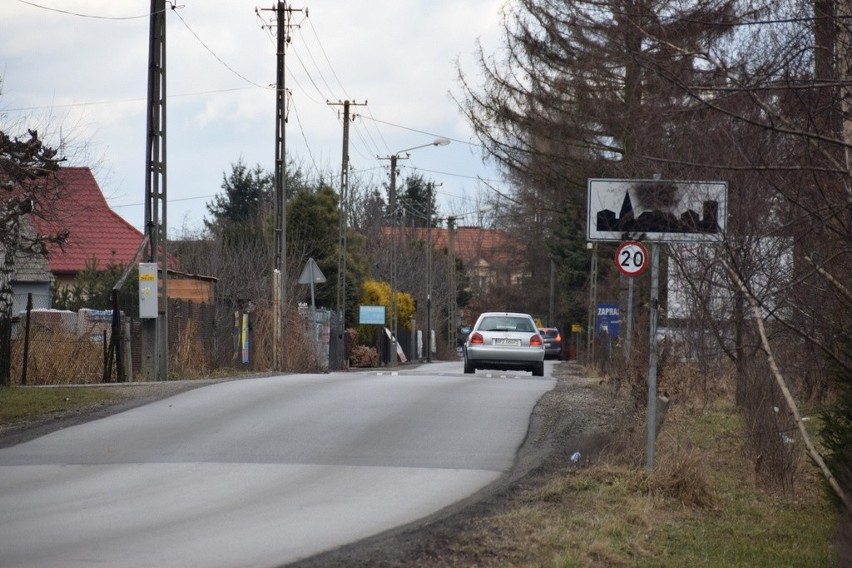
[5,295,342,385]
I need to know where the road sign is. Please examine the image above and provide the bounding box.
[359,305,386,325]
[587,179,727,242]
[615,241,649,277]
[298,258,327,284]
[595,304,620,338]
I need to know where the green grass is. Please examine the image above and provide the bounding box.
[0,386,122,425]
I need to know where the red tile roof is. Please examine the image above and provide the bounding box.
[386,225,525,267]
[27,167,145,276]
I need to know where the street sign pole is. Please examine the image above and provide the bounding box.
[625,278,634,359]
[646,244,660,472]
[614,241,647,360]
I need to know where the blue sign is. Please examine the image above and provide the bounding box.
[359,305,386,325]
[595,304,620,338]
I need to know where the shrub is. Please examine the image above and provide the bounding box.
[350,345,378,368]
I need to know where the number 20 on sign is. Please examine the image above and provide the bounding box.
[615,241,649,277]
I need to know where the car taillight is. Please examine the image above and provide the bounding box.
[530,334,543,346]
[555,333,562,343]
[469,332,484,344]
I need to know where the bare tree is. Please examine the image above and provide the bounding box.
[0,128,67,383]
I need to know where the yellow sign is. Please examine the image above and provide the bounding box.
[571,324,582,333]
[139,273,155,281]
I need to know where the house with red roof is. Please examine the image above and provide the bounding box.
[27,167,146,287]
[381,223,529,316]
[4,167,144,314]
[389,224,528,290]
[430,225,527,290]
[10,167,215,310]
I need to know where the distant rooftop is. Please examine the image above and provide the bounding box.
[27,167,145,275]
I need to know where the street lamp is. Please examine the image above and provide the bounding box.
[380,137,450,364]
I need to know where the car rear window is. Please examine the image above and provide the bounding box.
[541,329,559,338]
[479,316,535,332]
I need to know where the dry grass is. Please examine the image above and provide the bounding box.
[9,328,105,385]
[7,303,341,385]
[171,317,210,377]
[424,367,838,568]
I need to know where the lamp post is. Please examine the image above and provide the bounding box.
[381,137,450,364]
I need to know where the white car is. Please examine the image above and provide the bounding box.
[463,312,545,376]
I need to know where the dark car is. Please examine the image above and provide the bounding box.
[539,328,563,360]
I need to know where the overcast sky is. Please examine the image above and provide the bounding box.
[2,0,507,236]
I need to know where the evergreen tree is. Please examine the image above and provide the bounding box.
[398,174,439,228]
[205,158,273,246]
[52,259,137,313]
[821,335,852,509]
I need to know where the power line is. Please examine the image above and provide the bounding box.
[408,165,502,184]
[350,108,386,157]
[293,28,338,101]
[358,114,483,149]
[16,0,152,19]
[172,8,270,90]
[4,87,256,113]
[289,97,323,179]
[305,18,350,100]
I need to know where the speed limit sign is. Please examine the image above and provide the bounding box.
[615,241,649,277]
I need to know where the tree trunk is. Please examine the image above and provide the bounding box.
[0,242,17,386]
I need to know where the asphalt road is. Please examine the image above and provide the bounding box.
[0,361,555,568]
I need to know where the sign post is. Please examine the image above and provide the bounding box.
[614,241,648,357]
[646,244,661,471]
[588,178,728,472]
[299,258,327,358]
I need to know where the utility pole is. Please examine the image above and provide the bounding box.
[328,99,366,369]
[142,0,168,381]
[586,243,598,364]
[447,216,457,352]
[426,183,433,362]
[549,258,555,326]
[380,138,450,364]
[388,154,404,363]
[259,2,304,371]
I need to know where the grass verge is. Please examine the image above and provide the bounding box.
[439,395,838,567]
[0,386,125,426]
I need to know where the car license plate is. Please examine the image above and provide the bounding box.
[494,338,521,346]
